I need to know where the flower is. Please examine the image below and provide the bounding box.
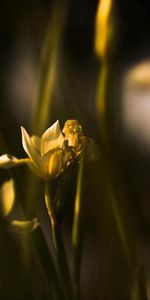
[62,120,100,161]
[0,120,99,180]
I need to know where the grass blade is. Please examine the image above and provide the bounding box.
[72,156,84,299]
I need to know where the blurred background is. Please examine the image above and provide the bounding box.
[0,0,150,299]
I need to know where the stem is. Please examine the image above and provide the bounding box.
[32,226,64,300]
[95,0,145,296]
[32,1,67,134]
[45,182,74,300]
[72,157,84,300]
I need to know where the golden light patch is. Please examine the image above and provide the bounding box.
[0,180,15,218]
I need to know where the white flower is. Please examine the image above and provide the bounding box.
[0,120,99,180]
[21,120,65,179]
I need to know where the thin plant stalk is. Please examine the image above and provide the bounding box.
[44,182,73,300]
[95,0,143,294]
[32,226,65,300]
[95,0,149,299]
[72,156,84,299]
[32,0,68,135]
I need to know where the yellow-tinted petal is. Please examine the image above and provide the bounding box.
[41,120,64,155]
[0,155,17,168]
[40,149,55,178]
[21,127,41,164]
[62,120,83,148]
[62,120,83,136]
[27,160,46,179]
[0,179,15,218]
[40,149,63,179]
[31,135,41,153]
[48,149,63,178]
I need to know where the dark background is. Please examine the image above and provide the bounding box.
[0,0,150,299]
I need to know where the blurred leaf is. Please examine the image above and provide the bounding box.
[9,218,40,233]
[95,0,136,265]
[95,0,114,59]
[0,179,15,218]
[96,62,108,124]
[72,158,84,248]
[26,0,68,215]
[95,0,138,277]
[32,0,68,134]
[95,0,115,126]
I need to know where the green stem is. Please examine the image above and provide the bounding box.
[44,182,74,300]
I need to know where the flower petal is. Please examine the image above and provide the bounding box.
[48,149,63,178]
[41,120,64,156]
[0,154,30,168]
[27,160,46,179]
[40,149,63,179]
[21,127,41,164]
[62,120,83,148]
[0,154,17,168]
[31,135,41,153]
